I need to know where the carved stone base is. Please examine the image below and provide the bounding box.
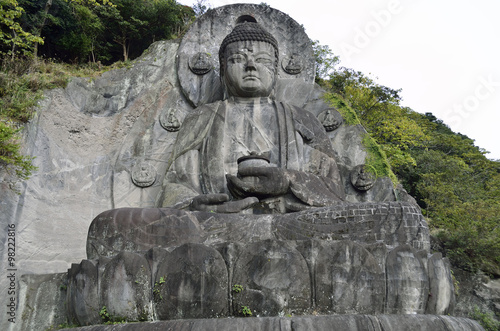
[87,202,430,259]
[59,315,483,331]
[67,239,454,326]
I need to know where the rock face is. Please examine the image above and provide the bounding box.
[0,4,484,331]
[69,238,453,324]
[0,39,187,331]
[55,315,484,331]
[86,202,429,258]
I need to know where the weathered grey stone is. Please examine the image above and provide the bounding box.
[426,253,455,315]
[378,314,484,331]
[231,239,310,316]
[315,241,385,314]
[56,315,484,331]
[177,4,315,108]
[17,273,68,331]
[67,259,101,325]
[66,42,179,117]
[318,108,343,131]
[87,202,430,259]
[1,3,476,330]
[386,245,429,314]
[16,239,467,327]
[86,208,205,259]
[275,202,430,251]
[327,124,399,203]
[291,315,383,331]
[99,252,152,322]
[364,241,388,274]
[0,42,189,331]
[453,269,500,327]
[154,243,228,320]
[0,9,406,320]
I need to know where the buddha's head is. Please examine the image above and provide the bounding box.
[219,17,279,98]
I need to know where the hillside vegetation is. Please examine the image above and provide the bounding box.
[1,0,196,182]
[1,2,499,280]
[315,44,500,277]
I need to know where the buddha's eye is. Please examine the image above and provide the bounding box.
[228,55,245,64]
[256,57,273,65]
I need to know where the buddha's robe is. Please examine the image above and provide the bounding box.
[159,97,345,212]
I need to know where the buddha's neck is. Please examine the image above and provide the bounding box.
[229,96,273,105]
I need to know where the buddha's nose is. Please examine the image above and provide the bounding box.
[246,58,256,70]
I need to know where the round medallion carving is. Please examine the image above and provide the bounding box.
[318,108,343,131]
[282,54,304,75]
[350,165,376,191]
[189,52,212,75]
[131,162,157,188]
[159,108,181,132]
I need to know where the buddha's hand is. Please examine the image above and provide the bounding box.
[190,193,258,213]
[226,167,290,198]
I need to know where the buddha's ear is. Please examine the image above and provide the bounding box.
[269,87,276,99]
[221,79,228,100]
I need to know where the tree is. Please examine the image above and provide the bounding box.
[58,2,105,62]
[0,0,43,57]
[97,0,192,62]
[311,40,339,81]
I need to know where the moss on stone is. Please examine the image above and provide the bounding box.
[362,134,398,186]
[324,92,397,186]
[323,93,360,125]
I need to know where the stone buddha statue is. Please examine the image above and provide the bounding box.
[73,7,460,327]
[159,19,345,214]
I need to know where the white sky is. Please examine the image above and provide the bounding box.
[179,0,500,160]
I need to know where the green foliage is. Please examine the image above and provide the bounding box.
[17,0,193,63]
[99,305,127,325]
[153,275,166,301]
[232,284,243,293]
[323,93,359,126]
[0,0,44,57]
[60,3,105,62]
[322,67,428,176]
[240,305,252,317]
[319,52,500,275]
[362,133,398,185]
[99,306,110,321]
[470,306,500,331]
[0,56,118,184]
[312,40,339,80]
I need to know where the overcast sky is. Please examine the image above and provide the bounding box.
[178,0,500,160]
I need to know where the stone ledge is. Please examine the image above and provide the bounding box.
[87,202,430,259]
[60,314,484,331]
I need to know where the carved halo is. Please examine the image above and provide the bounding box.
[177,4,316,107]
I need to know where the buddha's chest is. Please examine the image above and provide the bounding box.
[223,102,280,168]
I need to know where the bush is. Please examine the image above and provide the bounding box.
[470,306,500,331]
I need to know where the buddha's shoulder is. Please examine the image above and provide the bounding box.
[280,102,324,131]
[182,101,223,126]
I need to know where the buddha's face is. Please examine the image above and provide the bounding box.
[223,41,276,98]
